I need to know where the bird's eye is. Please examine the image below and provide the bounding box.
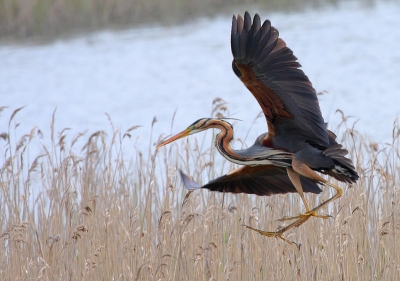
[189,118,206,128]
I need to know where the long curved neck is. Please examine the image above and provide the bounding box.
[206,119,291,167]
[205,119,249,164]
[211,120,236,160]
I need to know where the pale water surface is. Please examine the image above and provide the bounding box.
[1,1,400,157]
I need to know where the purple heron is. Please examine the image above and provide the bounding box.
[157,12,358,242]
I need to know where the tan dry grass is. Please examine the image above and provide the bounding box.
[0,0,376,41]
[1,106,400,280]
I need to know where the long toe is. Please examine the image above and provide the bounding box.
[277,215,303,222]
[302,210,332,219]
[278,211,331,222]
[243,225,293,244]
[244,225,277,237]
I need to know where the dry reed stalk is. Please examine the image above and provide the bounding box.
[0,106,399,280]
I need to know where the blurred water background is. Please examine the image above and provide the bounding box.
[1,0,400,157]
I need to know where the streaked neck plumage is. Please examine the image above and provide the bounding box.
[202,119,291,167]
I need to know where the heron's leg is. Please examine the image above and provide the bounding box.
[287,167,311,211]
[291,158,343,217]
[304,180,343,215]
[243,161,343,244]
[244,214,311,244]
[277,168,331,221]
[244,199,333,244]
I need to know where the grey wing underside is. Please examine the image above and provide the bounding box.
[179,165,322,196]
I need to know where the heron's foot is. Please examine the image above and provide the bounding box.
[303,210,332,219]
[243,225,294,244]
[277,211,332,222]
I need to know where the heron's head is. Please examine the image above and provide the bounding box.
[156,118,219,148]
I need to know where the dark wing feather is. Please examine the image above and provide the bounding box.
[231,12,329,147]
[179,166,322,196]
[321,132,359,183]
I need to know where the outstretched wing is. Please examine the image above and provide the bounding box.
[231,12,329,147]
[179,165,322,196]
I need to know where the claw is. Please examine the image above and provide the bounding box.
[243,225,295,244]
[243,213,314,245]
[303,210,332,219]
[277,215,302,222]
[277,211,332,222]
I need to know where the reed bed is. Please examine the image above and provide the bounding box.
[0,0,377,41]
[0,105,399,280]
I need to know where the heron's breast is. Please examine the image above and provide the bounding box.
[262,134,288,151]
[261,136,273,148]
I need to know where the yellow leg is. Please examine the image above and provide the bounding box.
[273,180,342,235]
[243,161,343,243]
[278,168,331,222]
[305,180,343,215]
[244,214,311,244]
[287,167,311,211]
[277,212,331,222]
[291,158,343,217]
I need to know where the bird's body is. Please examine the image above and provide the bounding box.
[157,12,358,243]
[267,127,358,183]
[179,118,323,196]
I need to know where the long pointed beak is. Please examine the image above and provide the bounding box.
[156,128,191,148]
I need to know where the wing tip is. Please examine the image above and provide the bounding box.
[178,169,201,190]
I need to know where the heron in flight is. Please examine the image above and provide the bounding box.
[157,12,358,242]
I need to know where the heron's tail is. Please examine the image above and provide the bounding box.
[322,144,358,183]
